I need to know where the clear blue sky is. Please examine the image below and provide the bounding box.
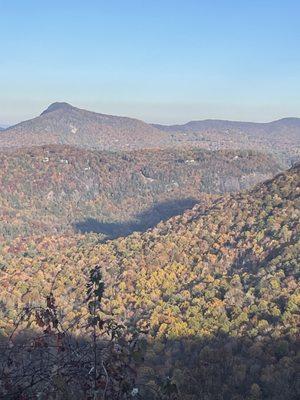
[1,0,299,124]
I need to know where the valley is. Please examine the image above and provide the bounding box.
[0,164,299,399]
[1,2,299,398]
[0,103,299,400]
[0,144,283,241]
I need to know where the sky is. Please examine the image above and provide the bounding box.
[0,0,299,125]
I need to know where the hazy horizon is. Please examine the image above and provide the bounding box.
[1,100,300,128]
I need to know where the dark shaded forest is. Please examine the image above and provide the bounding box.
[74,198,198,238]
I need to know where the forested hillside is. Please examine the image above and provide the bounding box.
[1,103,299,166]
[1,0,299,397]
[0,102,170,150]
[154,118,300,166]
[1,164,299,399]
[0,145,282,240]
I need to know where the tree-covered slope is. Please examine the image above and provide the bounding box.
[1,103,299,166]
[154,117,300,165]
[88,163,298,340]
[0,102,170,150]
[0,145,283,240]
[0,165,299,399]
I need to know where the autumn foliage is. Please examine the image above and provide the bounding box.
[0,164,299,399]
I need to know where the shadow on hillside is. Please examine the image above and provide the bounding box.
[73,197,198,239]
[0,330,298,399]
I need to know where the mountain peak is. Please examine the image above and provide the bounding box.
[40,102,75,116]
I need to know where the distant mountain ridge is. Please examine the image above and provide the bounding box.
[154,117,300,165]
[153,117,300,133]
[153,117,300,143]
[0,102,169,151]
[1,103,299,164]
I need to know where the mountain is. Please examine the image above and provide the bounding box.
[1,104,299,165]
[0,145,283,241]
[97,163,300,336]
[0,164,299,399]
[0,102,170,150]
[154,117,300,135]
[154,117,300,165]
[99,163,299,398]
